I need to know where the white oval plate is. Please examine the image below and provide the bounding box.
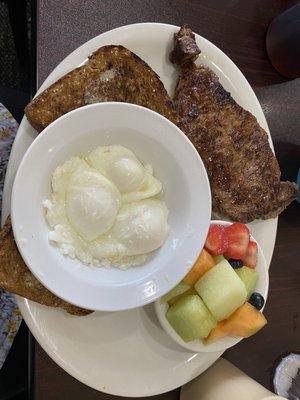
[155,220,269,353]
[2,23,277,396]
[11,102,211,311]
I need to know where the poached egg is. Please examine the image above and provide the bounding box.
[44,145,169,267]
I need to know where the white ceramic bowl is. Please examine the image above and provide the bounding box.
[11,102,211,311]
[155,220,269,352]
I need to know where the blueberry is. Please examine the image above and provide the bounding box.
[228,258,244,269]
[249,292,265,310]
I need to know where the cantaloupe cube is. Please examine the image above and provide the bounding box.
[204,320,228,343]
[224,302,267,337]
[206,302,267,343]
[195,260,247,321]
[166,295,216,342]
[183,249,215,285]
[213,254,225,264]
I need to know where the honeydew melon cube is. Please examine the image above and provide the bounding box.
[195,260,247,321]
[168,287,197,306]
[236,267,259,299]
[166,295,216,341]
[161,281,191,303]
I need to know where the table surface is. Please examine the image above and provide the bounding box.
[33,1,300,398]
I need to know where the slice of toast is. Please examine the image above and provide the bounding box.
[25,45,179,131]
[0,218,92,316]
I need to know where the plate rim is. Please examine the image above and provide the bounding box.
[2,22,277,396]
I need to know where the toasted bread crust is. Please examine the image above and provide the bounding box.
[25,45,179,131]
[0,218,92,316]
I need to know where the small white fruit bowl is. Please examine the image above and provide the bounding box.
[11,102,211,312]
[155,220,269,353]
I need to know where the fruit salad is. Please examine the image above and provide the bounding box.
[161,222,267,344]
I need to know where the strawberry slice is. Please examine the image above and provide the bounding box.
[243,241,258,268]
[225,222,250,259]
[204,224,228,255]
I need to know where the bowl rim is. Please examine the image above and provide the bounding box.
[11,102,212,311]
[155,219,269,353]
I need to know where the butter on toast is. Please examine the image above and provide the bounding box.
[25,45,179,131]
[0,218,92,316]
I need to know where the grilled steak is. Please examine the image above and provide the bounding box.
[171,26,297,223]
[25,45,179,131]
[170,24,201,66]
[0,218,92,315]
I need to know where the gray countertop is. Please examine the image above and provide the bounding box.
[38,0,183,85]
[37,0,294,87]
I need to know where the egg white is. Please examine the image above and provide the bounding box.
[66,169,121,241]
[44,146,168,267]
[86,145,162,204]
